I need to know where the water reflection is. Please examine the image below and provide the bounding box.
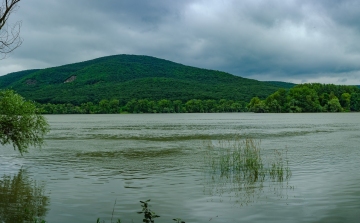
[0,169,49,223]
[203,138,293,206]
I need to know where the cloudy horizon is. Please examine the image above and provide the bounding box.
[1,0,360,85]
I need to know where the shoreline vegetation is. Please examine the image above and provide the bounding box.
[248,83,360,113]
[35,83,360,114]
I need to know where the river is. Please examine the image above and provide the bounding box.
[1,113,360,223]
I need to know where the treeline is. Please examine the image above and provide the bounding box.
[248,83,360,113]
[37,99,248,114]
[36,84,360,114]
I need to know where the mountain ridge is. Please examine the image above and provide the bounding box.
[0,54,289,104]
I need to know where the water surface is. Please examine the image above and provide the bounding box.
[1,113,360,223]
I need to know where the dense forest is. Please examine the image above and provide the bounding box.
[0,55,282,104]
[36,83,360,114]
[36,99,248,114]
[248,83,360,113]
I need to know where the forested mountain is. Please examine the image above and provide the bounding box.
[0,55,285,104]
[0,69,40,87]
[264,81,296,89]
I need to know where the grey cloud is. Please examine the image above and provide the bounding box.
[1,0,360,85]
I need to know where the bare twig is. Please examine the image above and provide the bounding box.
[0,0,22,58]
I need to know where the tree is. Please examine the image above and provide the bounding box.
[0,0,22,58]
[247,97,267,113]
[350,93,360,112]
[109,99,120,113]
[287,86,321,112]
[327,97,343,112]
[158,99,172,113]
[340,93,351,111]
[98,99,110,113]
[0,90,49,155]
[185,99,203,113]
[264,89,287,113]
[137,99,150,113]
[173,100,182,113]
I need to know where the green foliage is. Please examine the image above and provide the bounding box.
[264,88,287,113]
[0,55,282,105]
[173,218,185,223]
[36,98,249,114]
[248,83,360,113]
[96,218,121,223]
[340,93,351,111]
[287,86,320,112]
[247,97,267,113]
[137,200,160,223]
[0,90,49,154]
[97,199,180,223]
[0,69,39,87]
[265,81,296,89]
[327,97,343,112]
[350,93,360,111]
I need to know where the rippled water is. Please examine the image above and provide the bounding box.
[1,113,360,223]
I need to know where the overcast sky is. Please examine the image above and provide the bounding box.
[1,0,360,85]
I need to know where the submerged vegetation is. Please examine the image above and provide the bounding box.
[203,137,292,205]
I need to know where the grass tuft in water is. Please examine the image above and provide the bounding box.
[203,137,292,205]
[269,149,292,182]
[205,138,266,181]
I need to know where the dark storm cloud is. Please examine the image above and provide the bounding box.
[1,0,360,85]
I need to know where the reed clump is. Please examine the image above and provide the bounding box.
[205,137,291,182]
[205,138,266,182]
[203,137,292,204]
[269,149,292,182]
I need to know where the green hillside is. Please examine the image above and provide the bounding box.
[0,69,40,87]
[264,81,296,89]
[0,55,283,104]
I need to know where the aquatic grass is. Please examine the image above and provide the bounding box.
[269,149,292,182]
[203,137,292,205]
[205,137,291,182]
[205,138,266,181]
